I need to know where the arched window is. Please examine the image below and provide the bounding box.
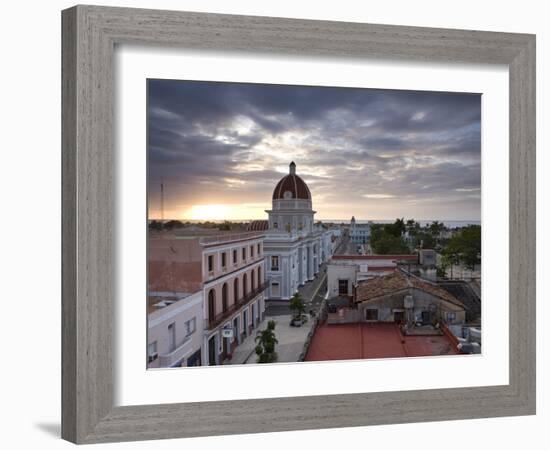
[243,273,248,296]
[257,266,262,287]
[208,289,216,321]
[222,283,228,312]
[234,278,239,304]
[251,269,256,291]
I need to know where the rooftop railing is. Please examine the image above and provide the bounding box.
[199,232,264,246]
[205,280,269,330]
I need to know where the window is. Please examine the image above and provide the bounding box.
[446,312,456,322]
[232,249,237,264]
[233,278,239,302]
[185,318,196,336]
[257,243,261,255]
[222,283,228,312]
[243,273,248,295]
[338,279,349,295]
[285,223,291,232]
[148,341,158,362]
[208,255,214,272]
[242,247,246,260]
[366,309,378,321]
[221,252,227,268]
[271,255,279,271]
[271,282,280,297]
[250,245,254,257]
[273,222,278,229]
[208,290,216,321]
[168,323,176,351]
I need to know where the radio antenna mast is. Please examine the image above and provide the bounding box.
[160,180,165,221]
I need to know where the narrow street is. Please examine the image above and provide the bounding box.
[265,263,328,316]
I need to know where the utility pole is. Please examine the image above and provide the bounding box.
[160,180,164,221]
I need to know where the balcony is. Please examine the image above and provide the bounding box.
[205,280,269,330]
[158,335,192,367]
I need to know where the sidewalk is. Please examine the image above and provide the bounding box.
[227,314,315,365]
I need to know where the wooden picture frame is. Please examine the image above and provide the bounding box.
[61,5,536,444]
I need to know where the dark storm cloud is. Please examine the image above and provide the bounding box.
[147,79,481,220]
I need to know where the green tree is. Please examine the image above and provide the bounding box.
[289,292,306,321]
[440,226,482,276]
[406,219,418,236]
[163,220,184,230]
[413,231,435,249]
[429,220,445,236]
[394,217,406,236]
[148,220,163,231]
[219,221,232,231]
[371,234,410,254]
[255,320,278,363]
[458,225,481,270]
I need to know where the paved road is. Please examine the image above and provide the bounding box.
[265,264,328,317]
[228,314,315,364]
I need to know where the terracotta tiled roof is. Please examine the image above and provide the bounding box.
[148,260,202,293]
[355,271,464,308]
[148,237,203,293]
[247,220,269,231]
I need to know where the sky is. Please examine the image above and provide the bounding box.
[147,79,481,222]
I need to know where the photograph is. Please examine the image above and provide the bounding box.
[146,79,482,368]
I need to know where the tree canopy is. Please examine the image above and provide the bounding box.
[441,225,481,271]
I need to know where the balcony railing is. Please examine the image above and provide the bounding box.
[205,280,269,330]
[158,335,192,367]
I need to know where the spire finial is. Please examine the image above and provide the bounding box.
[289,161,296,175]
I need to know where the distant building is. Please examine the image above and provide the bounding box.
[349,216,371,245]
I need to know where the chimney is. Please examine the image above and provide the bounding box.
[289,161,296,175]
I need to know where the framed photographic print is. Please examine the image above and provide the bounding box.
[62,5,536,444]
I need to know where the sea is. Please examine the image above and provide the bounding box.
[162,219,481,229]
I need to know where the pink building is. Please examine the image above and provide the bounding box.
[201,232,267,365]
[147,230,267,368]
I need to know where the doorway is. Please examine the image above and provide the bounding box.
[208,336,217,366]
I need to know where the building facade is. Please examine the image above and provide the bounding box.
[201,232,267,365]
[147,291,203,368]
[350,216,372,245]
[327,254,419,298]
[263,162,332,300]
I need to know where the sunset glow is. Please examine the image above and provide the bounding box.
[189,204,231,221]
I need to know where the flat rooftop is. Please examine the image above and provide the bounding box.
[305,322,460,361]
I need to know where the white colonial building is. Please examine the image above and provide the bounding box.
[350,216,372,244]
[250,162,333,300]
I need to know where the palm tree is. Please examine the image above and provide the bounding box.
[394,217,406,235]
[289,292,306,322]
[255,320,278,363]
[429,220,444,236]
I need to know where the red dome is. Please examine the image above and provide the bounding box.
[272,162,312,200]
